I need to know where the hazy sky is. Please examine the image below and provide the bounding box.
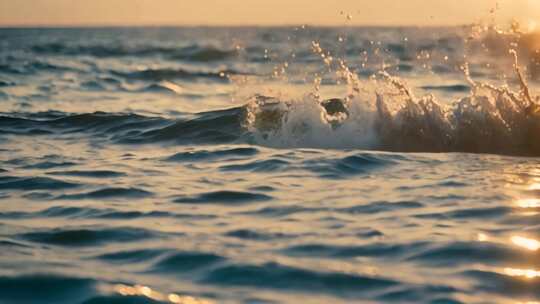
[0,0,538,26]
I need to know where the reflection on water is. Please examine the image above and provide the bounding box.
[526,183,540,191]
[511,236,540,251]
[516,198,540,208]
[477,233,489,242]
[2,26,540,304]
[503,268,540,279]
[115,284,213,304]
[501,171,540,303]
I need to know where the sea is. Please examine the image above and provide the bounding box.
[0,25,540,304]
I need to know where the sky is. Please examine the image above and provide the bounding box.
[0,0,538,27]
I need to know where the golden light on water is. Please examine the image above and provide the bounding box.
[477,233,540,251]
[477,233,489,242]
[516,198,540,208]
[526,183,540,190]
[511,236,540,251]
[528,20,538,32]
[504,268,540,279]
[114,284,213,304]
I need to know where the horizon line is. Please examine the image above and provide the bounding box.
[0,23,475,29]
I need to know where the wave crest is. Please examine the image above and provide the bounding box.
[244,66,540,155]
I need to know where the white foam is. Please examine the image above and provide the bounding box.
[240,25,540,155]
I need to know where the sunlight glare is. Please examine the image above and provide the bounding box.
[504,268,540,279]
[511,236,540,251]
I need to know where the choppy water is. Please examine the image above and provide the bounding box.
[1,26,540,304]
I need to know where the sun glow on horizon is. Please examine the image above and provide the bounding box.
[0,0,536,27]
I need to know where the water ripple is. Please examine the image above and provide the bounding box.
[407,242,530,266]
[151,251,226,273]
[202,262,398,294]
[0,176,79,190]
[57,187,153,200]
[0,274,96,304]
[165,147,259,162]
[174,190,273,204]
[47,170,126,178]
[284,242,428,258]
[20,227,163,247]
[339,201,424,214]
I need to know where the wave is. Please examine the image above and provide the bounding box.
[0,79,15,87]
[22,161,78,170]
[201,261,398,295]
[150,251,226,273]
[0,206,172,220]
[0,59,240,85]
[174,190,273,204]
[225,229,292,241]
[284,241,428,258]
[165,147,259,162]
[0,274,97,304]
[95,248,169,263]
[0,91,8,100]
[462,269,540,298]
[0,110,241,145]
[119,107,244,144]
[81,295,165,304]
[170,45,238,61]
[31,42,237,62]
[57,187,153,200]
[219,158,290,173]
[0,112,170,138]
[111,67,236,82]
[2,51,540,156]
[19,227,161,247]
[242,57,540,156]
[47,170,126,178]
[406,241,520,266]
[0,176,80,191]
[0,60,82,76]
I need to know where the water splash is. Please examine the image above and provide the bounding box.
[243,28,540,155]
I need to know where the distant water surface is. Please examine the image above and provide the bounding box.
[0,26,540,304]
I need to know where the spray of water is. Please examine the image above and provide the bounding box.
[241,26,540,156]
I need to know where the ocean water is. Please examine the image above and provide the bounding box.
[1,26,540,304]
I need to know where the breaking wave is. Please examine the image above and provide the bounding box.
[242,31,540,156]
[3,63,540,157]
[2,25,540,157]
[244,68,540,156]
